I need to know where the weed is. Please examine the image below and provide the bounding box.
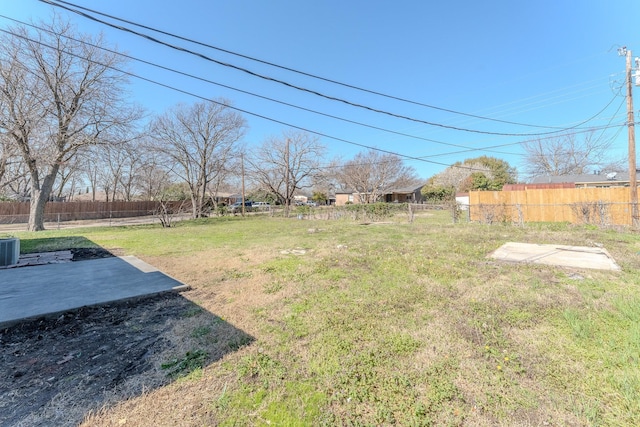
[222,269,253,280]
[237,352,285,384]
[382,334,422,356]
[228,335,253,351]
[563,309,593,339]
[263,281,283,294]
[424,359,463,409]
[182,307,204,318]
[161,350,209,379]
[191,326,211,339]
[261,257,304,277]
[613,295,640,322]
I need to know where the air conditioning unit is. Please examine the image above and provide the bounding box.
[0,238,20,267]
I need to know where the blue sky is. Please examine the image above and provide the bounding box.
[2,0,640,180]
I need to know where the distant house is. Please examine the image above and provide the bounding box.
[73,191,107,202]
[214,192,241,205]
[528,171,640,188]
[455,192,469,210]
[335,185,424,206]
[381,185,425,203]
[293,195,308,204]
[335,190,356,206]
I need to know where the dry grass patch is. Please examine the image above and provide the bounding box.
[9,214,640,426]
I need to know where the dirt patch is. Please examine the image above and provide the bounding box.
[70,247,121,260]
[0,294,182,426]
[0,252,248,427]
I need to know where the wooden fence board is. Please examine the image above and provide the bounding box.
[0,201,161,224]
[469,187,635,226]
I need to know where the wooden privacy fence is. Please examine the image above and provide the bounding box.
[469,187,635,226]
[0,201,161,224]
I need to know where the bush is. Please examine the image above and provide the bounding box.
[343,202,405,221]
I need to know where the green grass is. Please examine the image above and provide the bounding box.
[161,349,209,379]
[16,211,640,426]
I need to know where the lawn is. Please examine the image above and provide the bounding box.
[14,210,640,426]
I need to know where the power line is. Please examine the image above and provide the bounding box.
[0,15,503,158]
[591,96,627,148]
[0,22,628,175]
[362,77,618,139]
[425,80,617,136]
[471,77,619,120]
[41,0,579,131]
[13,13,621,163]
[0,15,518,157]
[37,0,613,137]
[0,19,520,163]
[0,27,477,172]
[416,121,628,160]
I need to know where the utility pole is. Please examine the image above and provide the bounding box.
[285,138,290,217]
[241,152,246,216]
[621,47,639,227]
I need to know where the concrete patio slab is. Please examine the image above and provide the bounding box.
[489,242,621,271]
[0,256,189,327]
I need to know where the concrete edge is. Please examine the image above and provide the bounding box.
[488,242,622,272]
[0,284,191,330]
[119,255,159,273]
[118,255,188,283]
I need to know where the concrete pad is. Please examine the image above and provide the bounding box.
[489,242,621,271]
[0,256,189,327]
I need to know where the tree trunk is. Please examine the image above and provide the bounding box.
[197,185,207,218]
[191,194,198,219]
[28,189,47,231]
[28,169,57,231]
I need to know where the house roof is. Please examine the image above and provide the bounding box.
[335,185,424,195]
[530,171,640,184]
[212,192,235,198]
[386,184,424,194]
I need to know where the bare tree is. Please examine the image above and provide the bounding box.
[98,144,124,202]
[118,141,144,201]
[523,131,615,179]
[310,156,341,204]
[95,139,143,202]
[249,131,326,211]
[148,100,246,218]
[338,149,419,203]
[0,134,13,190]
[425,156,516,195]
[0,133,26,198]
[134,147,172,201]
[53,154,83,200]
[0,16,139,230]
[78,140,169,202]
[430,162,492,191]
[78,145,101,201]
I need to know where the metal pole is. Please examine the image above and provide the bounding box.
[626,50,638,227]
[241,153,246,217]
[285,139,290,217]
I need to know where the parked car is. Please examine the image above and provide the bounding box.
[230,201,253,213]
[252,202,271,209]
[305,201,317,207]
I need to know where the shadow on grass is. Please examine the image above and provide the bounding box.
[0,294,253,426]
[17,235,119,260]
[0,236,254,426]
